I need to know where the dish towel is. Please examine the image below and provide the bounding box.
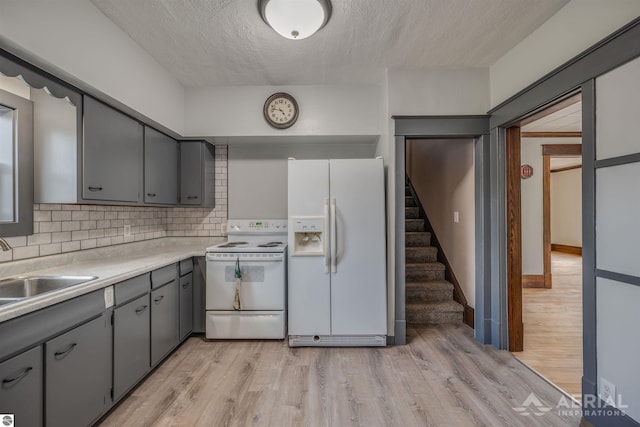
[233,257,242,310]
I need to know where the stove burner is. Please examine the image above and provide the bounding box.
[217,241,248,248]
[257,241,283,248]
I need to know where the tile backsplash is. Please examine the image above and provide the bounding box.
[0,146,227,264]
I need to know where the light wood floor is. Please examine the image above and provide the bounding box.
[513,252,583,400]
[99,324,580,427]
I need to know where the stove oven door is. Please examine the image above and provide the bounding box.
[205,252,285,310]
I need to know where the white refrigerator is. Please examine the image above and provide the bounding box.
[287,158,387,347]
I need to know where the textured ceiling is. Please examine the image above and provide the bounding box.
[91,0,569,87]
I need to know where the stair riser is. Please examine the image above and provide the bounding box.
[406,288,452,303]
[407,310,463,324]
[405,247,437,263]
[406,233,431,247]
[405,187,411,196]
[405,207,419,219]
[405,220,425,232]
[406,269,445,281]
[405,197,416,207]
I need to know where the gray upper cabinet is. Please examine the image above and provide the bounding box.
[83,96,143,203]
[0,346,42,427]
[144,127,178,205]
[180,141,215,207]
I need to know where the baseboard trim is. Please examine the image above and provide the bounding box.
[464,306,475,329]
[394,320,406,345]
[551,244,582,255]
[522,275,545,288]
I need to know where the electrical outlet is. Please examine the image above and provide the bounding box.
[599,377,616,406]
[453,211,459,223]
[124,224,131,237]
[221,222,228,236]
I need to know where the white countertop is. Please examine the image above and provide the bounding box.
[0,237,223,323]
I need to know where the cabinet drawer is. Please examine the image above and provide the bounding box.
[179,258,193,276]
[114,273,150,305]
[0,346,42,427]
[151,263,177,289]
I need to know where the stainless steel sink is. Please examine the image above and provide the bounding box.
[0,276,98,301]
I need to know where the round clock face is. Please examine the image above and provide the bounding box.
[264,93,299,129]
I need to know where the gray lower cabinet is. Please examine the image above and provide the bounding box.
[151,280,179,366]
[179,273,193,340]
[113,293,151,402]
[192,256,206,333]
[144,126,178,205]
[83,96,143,203]
[0,346,42,427]
[179,141,215,207]
[45,314,110,427]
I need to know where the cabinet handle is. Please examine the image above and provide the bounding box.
[182,282,190,289]
[147,193,157,197]
[135,305,148,315]
[54,343,77,360]
[2,366,33,386]
[187,196,198,200]
[88,186,103,192]
[153,295,164,304]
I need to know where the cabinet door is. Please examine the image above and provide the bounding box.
[179,273,193,340]
[83,96,143,202]
[113,294,150,401]
[144,127,177,205]
[179,142,202,205]
[0,346,42,427]
[151,281,179,366]
[46,315,109,427]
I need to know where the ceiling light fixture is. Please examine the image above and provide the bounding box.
[259,0,332,40]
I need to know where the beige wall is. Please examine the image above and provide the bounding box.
[406,139,475,308]
[550,168,582,247]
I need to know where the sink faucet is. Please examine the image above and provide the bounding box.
[0,237,11,251]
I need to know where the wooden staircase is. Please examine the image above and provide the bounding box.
[405,185,464,324]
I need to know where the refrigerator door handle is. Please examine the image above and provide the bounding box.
[330,197,337,273]
[324,197,330,273]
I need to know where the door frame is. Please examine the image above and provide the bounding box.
[392,116,491,345]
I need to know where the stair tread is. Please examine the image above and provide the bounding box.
[405,280,454,290]
[406,262,445,270]
[406,301,464,312]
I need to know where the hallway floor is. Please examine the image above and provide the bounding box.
[513,251,583,400]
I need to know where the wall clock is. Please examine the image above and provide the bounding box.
[263,92,299,129]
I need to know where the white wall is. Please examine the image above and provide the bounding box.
[520,138,581,274]
[184,84,381,137]
[490,0,640,107]
[388,69,490,115]
[550,168,582,247]
[520,139,545,275]
[228,142,376,220]
[406,139,476,307]
[0,0,185,134]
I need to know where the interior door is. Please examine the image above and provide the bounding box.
[329,159,387,335]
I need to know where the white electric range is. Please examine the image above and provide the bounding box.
[205,219,287,339]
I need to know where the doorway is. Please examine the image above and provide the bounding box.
[506,93,584,399]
